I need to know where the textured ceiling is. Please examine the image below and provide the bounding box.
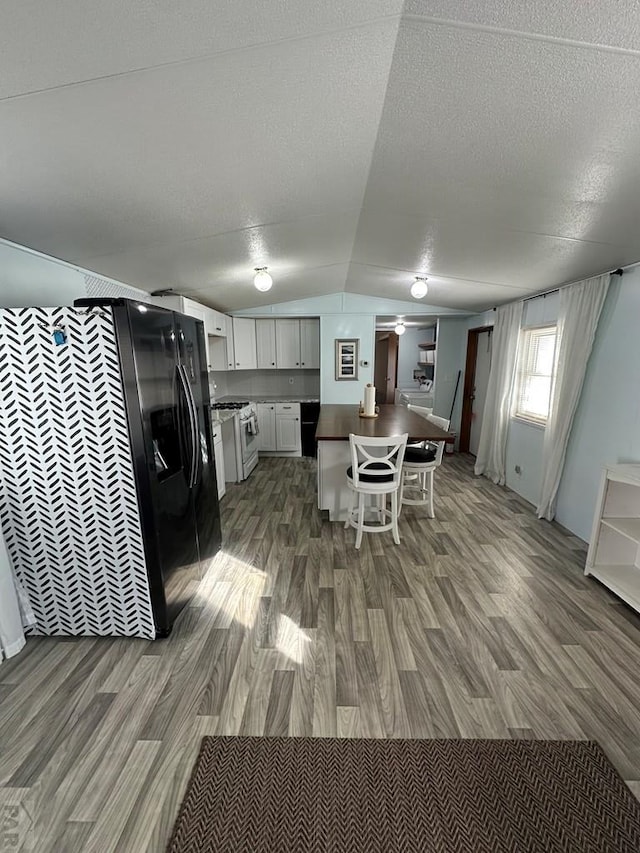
[1,1,639,312]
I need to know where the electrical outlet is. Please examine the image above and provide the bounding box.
[289,377,294,385]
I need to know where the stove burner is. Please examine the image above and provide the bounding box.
[211,401,250,410]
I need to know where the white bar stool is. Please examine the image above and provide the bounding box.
[400,411,450,518]
[344,433,408,550]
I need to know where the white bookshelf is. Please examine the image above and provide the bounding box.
[585,464,640,612]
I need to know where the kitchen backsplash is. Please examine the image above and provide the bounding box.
[209,369,320,401]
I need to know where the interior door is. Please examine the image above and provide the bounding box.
[374,332,398,404]
[175,314,222,566]
[469,330,492,456]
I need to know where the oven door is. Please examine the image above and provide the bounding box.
[240,413,260,462]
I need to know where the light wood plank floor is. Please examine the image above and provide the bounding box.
[2,454,640,851]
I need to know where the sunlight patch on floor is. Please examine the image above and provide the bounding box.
[193,550,266,628]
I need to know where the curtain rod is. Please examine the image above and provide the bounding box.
[522,267,623,304]
[493,267,624,310]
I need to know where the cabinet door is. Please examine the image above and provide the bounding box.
[276,413,301,451]
[275,319,301,368]
[299,319,319,368]
[225,321,235,370]
[232,318,256,370]
[208,310,226,337]
[257,404,277,451]
[213,437,226,498]
[256,319,277,369]
[181,297,206,323]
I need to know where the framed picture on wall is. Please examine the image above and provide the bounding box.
[335,339,359,381]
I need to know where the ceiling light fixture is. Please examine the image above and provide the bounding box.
[253,267,273,292]
[411,276,428,299]
[394,321,406,336]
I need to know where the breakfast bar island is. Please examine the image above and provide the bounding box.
[315,404,454,521]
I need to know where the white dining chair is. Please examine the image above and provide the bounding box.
[344,433,408,550]
[407,404,434,449]
[400,412,450,517]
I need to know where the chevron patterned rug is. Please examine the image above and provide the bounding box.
[167,737,640,852]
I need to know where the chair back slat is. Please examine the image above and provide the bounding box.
[407,404,433,419]
[426,413,450,432]
[348,433,408,489]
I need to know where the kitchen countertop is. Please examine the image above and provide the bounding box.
[214,395,320,404]
[209,409,237,424]
[316,404,453,443]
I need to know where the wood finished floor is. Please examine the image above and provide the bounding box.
[2,454,640,851]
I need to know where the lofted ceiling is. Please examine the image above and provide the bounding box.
[1,2,640,313]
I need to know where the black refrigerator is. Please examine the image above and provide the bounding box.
[0,298,221,639]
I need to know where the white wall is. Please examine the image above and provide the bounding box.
[0,238,152,308]
[0,241,86,306]
[396,326,435,388]
[433,318,468,432]
[215,369,320,400]
[555,271,640,540]
[320,314,375,404]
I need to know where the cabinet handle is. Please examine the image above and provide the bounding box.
[296,362,299,366]
[301,362,305,366]
[272,362,275,365]
[216,326,221,331]
[236,362,240,366]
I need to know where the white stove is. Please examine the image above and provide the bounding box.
[211,401,259,481]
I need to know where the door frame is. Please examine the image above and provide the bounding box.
[374,331,399,404]
[459,325,493,453]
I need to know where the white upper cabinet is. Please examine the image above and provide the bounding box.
[256,319,277,369]
[186,308,319,373]
[299,319,320,369]
[232,318,257,370]
[276,319,302,368]
[207,310,226,337]
[209,323,234,370]
[153,296,228,370]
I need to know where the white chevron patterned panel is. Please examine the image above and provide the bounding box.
[0,306,156,638]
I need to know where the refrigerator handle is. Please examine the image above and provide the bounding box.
[177,365,199,489]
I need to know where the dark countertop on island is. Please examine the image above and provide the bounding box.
[315,404,453,444]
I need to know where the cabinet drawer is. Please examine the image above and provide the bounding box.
[275,403,300,416]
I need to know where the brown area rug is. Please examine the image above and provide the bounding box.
[167,737,640,852]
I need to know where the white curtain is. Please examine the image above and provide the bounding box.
[474,300,523,484]
[0,532,34,663]
[537,273,611,520]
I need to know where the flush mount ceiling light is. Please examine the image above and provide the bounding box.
[253,267,273,292]
[394,320,406,336]
[411,276,428,299]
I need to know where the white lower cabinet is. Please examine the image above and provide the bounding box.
[586,464,640,613]
[257,403,301,454]
[257,404,277,451]
[275,403,301,452]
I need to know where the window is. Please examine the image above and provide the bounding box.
[513,325,557,425]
